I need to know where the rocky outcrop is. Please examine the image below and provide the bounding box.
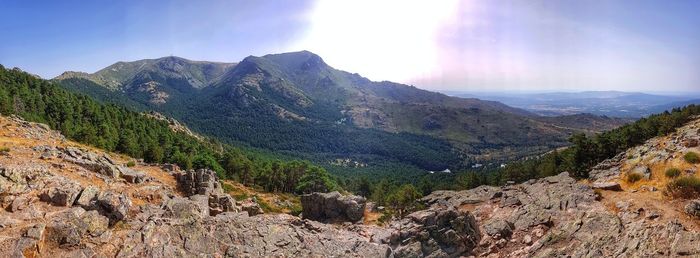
[389,206,480,257]
[175,168,224,196]
[301,191,366,223]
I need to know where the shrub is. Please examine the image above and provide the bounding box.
[666,176,700,199]
[665,168,682,178]
[684,152,700,164]
[126,160,136,167]
[0,146,9,153]
[626,172,643,183]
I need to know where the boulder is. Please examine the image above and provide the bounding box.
[631,165,651,179]
[592,182,622,191]
[683,138,699,148]
[301,191,366,223]
[95,191,131,224]
[176,169,223,196]
[75,185,100,209]
[118,166,146,183]
[239,198,264,216]
[163,196,208,222]
[483,219,514,239]
[39,178,82,206]
[685,200,700,217]
[391,205,481,257]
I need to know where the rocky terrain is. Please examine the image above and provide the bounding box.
[2,114,700,257]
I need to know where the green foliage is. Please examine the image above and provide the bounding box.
[126,161,136,167]
[626,172,643,183]
[665,168,681,178]
[295,166,337,194]
[0,146,9,154]
[0,66,339,195]
[666,176,700,199]
[684,152,699,164]
[476,105,700,187]
[386,184,423,218]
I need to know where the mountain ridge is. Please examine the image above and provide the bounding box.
[54,51,628,172]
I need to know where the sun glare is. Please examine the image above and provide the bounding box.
[294,0,460,83]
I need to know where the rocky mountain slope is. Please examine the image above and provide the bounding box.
[1,116,699,257]
[55,51,627,170]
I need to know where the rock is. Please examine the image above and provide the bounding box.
[163,196,208,221]
[522,235,532,245]
[392,205,481,257]
[24,223,45,240]
[8,196,28,212]
[592,182,622,191]
[81,210,109,237]
[75,185,100,209]
[301,191,366,223]
[483,219,514,239]
[683,138,699,148]
[119,166,146,183]
[239,198,264,216]
[95,191,131,224]
[685,200,700,217]
[161,163,180,173]
[39,178,82,206]
[209,194,238,216]
[176,169,223,196]
[631,165,651,179]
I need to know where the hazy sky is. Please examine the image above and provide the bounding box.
[1,0,699,92]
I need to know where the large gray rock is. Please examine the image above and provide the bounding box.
[176,169,223,196]
[301,191,366,223]
[95,190,131,224]
[39,177,83,206]
[685,199,700,217]
[390,205,481,257]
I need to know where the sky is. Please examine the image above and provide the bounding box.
[1,0,699,92]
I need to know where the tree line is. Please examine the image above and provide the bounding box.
[0,65,336,194]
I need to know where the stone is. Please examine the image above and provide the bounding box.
[163,196,208,221]
[483,219,514,239]
[522,235,532,245]
[39,178,82,206]
[683,138,699,148]
[9,196,28,212]
[119,166,146,183]
[75,185,100,209]
[685,200,700,217]
[95,191,131,224]
[176,169,223,196]
[24,223,45,240]
[301,191,366,223]
[631,165,651,179]
[239,198,264,216]
[592,182,622,191]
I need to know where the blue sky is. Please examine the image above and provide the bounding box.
[1,0,699,92]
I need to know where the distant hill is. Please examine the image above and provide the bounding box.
[55,51,628,172]
[446,90,699,118]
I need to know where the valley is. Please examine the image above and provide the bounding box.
[55,51,628,180]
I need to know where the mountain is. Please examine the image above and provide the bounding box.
[56,56,235,104]
[55,51,627,173]
[445,90,699,117]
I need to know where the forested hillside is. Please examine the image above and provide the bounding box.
[0,65,337,194]
[456,104,700,188]
[55,51,627,175]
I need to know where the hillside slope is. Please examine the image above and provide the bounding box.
[55,51,627,171]
[2,115,699,257]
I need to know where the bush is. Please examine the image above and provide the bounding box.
[0,146,9,154]
[126,161,136,167]
[684,152,700,164]
[666,176,700,199]
[626,172,644,183]
[665,168,682,178]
